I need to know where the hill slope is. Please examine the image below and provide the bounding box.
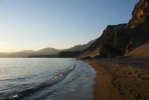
[64,39,95,52]
[126,42,149,57]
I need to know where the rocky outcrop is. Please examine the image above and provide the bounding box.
[80,24,130,58]
[126,0,149,52]
[81,0,149,58]
[99,24,130,57]
[127,0,149,29]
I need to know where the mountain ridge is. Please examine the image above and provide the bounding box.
[0,39,95,57]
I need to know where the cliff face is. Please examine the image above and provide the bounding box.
[127,0,149,29]
[81,0,149,58]
[99,24,129,57]
[80,24,129,58]
[126,0,149,51]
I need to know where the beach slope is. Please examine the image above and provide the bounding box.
[85,58,149,100]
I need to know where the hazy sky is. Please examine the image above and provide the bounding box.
[0,0,138,52]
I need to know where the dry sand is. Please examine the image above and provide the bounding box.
[126,42,149,57]
[84,58,149,100]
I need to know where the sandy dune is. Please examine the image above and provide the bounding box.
[126,43,149,57]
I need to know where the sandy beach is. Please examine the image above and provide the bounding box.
[85,58,149,100]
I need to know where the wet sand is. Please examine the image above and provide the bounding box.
[84,58,149,100]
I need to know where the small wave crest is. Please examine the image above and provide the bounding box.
[6,65,76,100]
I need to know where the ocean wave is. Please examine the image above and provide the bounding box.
[4,65,76,100]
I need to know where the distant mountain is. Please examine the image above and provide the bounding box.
[80,0,149,58]
[64,39,96,52]
[0,52,30,57]
[32,48,60,55]
[19,50,35,53]
[57,39,96,57]
[0,39,95,57]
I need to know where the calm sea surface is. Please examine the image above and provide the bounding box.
[0,58,95,100]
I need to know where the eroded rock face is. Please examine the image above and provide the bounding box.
[127,0,149,29]
[99,24,129,57]
[100,0,149,58]
[126,0,149,51]
[82,0,149,58]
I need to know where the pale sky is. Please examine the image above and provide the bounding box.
[0,0,138,52]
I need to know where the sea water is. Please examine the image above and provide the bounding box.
[0,58,95,100]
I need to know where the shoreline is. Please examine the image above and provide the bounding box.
[84,58,149,100]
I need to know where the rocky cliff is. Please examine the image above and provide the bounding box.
[127,0,149,28]
[126,0,149,51]
[81,0,149,58]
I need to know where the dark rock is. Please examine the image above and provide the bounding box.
[59,51,82,58]
[127,0,149,29]
[81,0,149,58]
[93,55,101,58]
[82,56,91,59]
